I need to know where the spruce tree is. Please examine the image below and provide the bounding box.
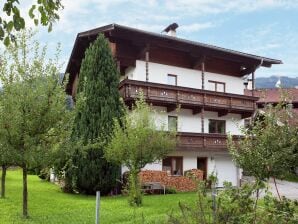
[70,34,123,195]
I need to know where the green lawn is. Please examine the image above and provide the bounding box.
[0,170,196,224]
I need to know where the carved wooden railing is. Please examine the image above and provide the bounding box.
[177,132,241,151]
[119,79,258,113]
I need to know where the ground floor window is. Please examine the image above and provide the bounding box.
[162,156,183,176]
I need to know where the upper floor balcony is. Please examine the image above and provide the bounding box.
[119,79,258,118]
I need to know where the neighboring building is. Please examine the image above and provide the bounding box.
[245,87,298,126]
[65,23,281,187]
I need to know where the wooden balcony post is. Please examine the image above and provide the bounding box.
[229,97,232,109]
[128,84,131,97]
[201,108,205,133]
[201,93,206,134]
[117,60,120,72]
[201,61,205,90]
[252,71,255,97]
[147,86,150,99]
[146,51,149,82]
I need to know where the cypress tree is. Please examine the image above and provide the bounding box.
[70,34,123,195]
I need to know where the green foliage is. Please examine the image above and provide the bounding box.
[0,0,63,46]
[165,187,177,194]
[0,29,71,216]
[228,103,297,181]
[64,34,124,195]
[261,194,298,224]
[105,97,177,206]
[167,181,298,224]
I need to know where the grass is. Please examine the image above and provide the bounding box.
[0,170,196,224]
[283,172,298,183]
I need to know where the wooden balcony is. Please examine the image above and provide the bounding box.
[177,132,241,151]
[119,79,258,118]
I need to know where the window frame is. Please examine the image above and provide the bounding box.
[167,74,177,86]
[162,156,183,176]
[168,115,178,132]
[208,80,226,93]
[208,119,226,134]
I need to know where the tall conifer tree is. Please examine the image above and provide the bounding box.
[70,34,123,195]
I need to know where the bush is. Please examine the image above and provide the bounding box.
[167,181,298,224]
[165,188,177,194]
[38,167,51,181]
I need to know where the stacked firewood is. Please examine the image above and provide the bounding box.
[139,169,204,192]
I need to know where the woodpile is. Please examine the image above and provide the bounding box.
[139,169,204,192]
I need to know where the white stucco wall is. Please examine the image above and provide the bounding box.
[122,161,163,174]
[166,151,238,186]
[205,72,244,95]
[204,111,244,135]
[121,146,239,186]
[125,60,245,95]
[152,106,243,134]
[153,106,202,133]
[128,60,202,89]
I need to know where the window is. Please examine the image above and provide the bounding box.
[162,157,183,175]
[167,74,177,85]
[208,80,226,92]
[168,116,177,131]
[209,119,226,134]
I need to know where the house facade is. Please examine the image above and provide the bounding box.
[66,23,281,187]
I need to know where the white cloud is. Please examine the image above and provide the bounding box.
[179,22,214,33]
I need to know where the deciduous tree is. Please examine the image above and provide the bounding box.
[0,30,71,217]
[0,0,63,46]
[105,97,177,206]
[228,102,297,202]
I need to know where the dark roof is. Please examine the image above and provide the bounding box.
[66,23,282,78]
[78,23,281,63]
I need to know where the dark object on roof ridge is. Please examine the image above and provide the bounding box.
[163,23,179,33]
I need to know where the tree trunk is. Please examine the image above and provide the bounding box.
[1,165,7,198]
[129,169,142,206]
[253,187,260,224]
[23,165,28,218]
[273,177,281,201]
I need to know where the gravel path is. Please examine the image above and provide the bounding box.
[266,179,298,200]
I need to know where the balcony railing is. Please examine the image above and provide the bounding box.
[177,132,241,151]
[119,79,258,116]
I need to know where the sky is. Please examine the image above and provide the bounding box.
[3,0,298,78]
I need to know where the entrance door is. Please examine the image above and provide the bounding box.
[197,157,208,180]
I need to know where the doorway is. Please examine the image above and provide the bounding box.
[197,157,208,180]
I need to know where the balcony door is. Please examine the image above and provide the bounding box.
[197,157,207,180]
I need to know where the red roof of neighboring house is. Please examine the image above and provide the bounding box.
[246,88,298,126]
[245,88,298,104]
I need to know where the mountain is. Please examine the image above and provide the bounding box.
[256,76,298,89]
